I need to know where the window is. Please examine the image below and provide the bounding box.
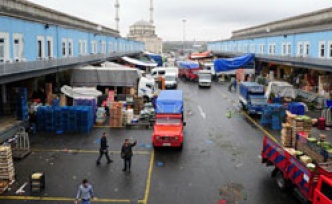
[81,40,87,54]
[37,36,44,59]
[46,36,53,58]
[68,39,73,57]
[304,42,310,57]
[78,40,82,55]
[287,43,291,56]
[0,32,9,62]
[250,44,255,53]
[108,42,113,53]
[0,38,4,62]
[328,41,332,58]
[62,39,67,57]
[238,45,242,52]
[319,41,325,58]
[282,43,286,56]
[91,41,97,54]
[101,41,106,54]
[321,181,332,201]
[259,44,265,54]
[268,44,275,55]
[297,42,303,57]
[243,44,248,53]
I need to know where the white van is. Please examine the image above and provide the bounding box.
[151,67,179,80]
[151,68,167,80]
[198,70,212,88]
[164,73,178,89]
[138,76,159,101]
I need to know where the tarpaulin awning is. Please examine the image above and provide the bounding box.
[61,85,102,99]
[214,54,255,72]
[122,56,157,67]
[189,51,213,59]
[265,81,296,99]
[178,61,200,69]
[144,51,163,67]
[71,65,141,87]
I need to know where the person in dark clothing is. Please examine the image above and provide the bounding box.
[96,132,113,165]
[121,139,137,172]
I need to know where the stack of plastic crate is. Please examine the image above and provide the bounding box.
[68,107,77,132]
[36,106,46,131]
[78,106,93,133]
[74,98,97,123]
[16,87,28,120]
[44,108,54,132]
[53,107,63,134]
[260,109,272,126]
[271,104,285,131]
[287,102,305,115]
[61,106,69,132]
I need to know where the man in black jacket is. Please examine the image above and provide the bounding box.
[96,132,113,165]
[121,139,137,172]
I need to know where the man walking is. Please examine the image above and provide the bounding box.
[96,132,113,165]
[121,138,137,172]
[75,179,94,204]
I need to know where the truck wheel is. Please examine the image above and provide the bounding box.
[276,170,289,191]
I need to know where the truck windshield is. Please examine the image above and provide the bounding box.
[321,181,332,200]
[165,76,175,81]
[199,75,211,80]
[250,97,267,104]
[156,118,181,124]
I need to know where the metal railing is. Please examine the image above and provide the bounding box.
[0,51,140,77]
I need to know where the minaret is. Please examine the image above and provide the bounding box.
[115,0,120,31]
[149,0,154,24]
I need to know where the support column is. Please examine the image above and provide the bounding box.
[1,84,7,103]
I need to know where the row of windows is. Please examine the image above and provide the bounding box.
[0,32,141,63]
[212,41,332,59]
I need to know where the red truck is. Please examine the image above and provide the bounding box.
[152,90,185,149]
[262,136,332,204]
[178,61,200,81]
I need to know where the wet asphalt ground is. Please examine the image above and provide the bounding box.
[1,81,301,204]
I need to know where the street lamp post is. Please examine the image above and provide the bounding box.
[182,19,186,54]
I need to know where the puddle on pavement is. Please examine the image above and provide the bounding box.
[219,182,247,203]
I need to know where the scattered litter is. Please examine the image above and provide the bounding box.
[235,163,243,168]
[258,155,262,159]
[180,166,183,170]
[188,183,192,187]
[63,148,69,153]
[200,149,206,153]
[72,176,77,180]
[205,139,214,144]
[219,182,245,203]
[50,162,54,166]
[114,188,118,192]
[156,161,164,167]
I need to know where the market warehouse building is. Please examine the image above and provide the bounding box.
[208,7,332,101]
[0,0,144,142]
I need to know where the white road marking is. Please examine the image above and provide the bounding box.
[198,105,206,119]
[16,182,27,194]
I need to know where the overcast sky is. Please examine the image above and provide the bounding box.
[28,0,332,41]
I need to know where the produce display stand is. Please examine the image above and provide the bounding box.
[0,146,15,194]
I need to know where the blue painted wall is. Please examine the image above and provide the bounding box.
[208,29,332,59]
[0,16,144,62]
